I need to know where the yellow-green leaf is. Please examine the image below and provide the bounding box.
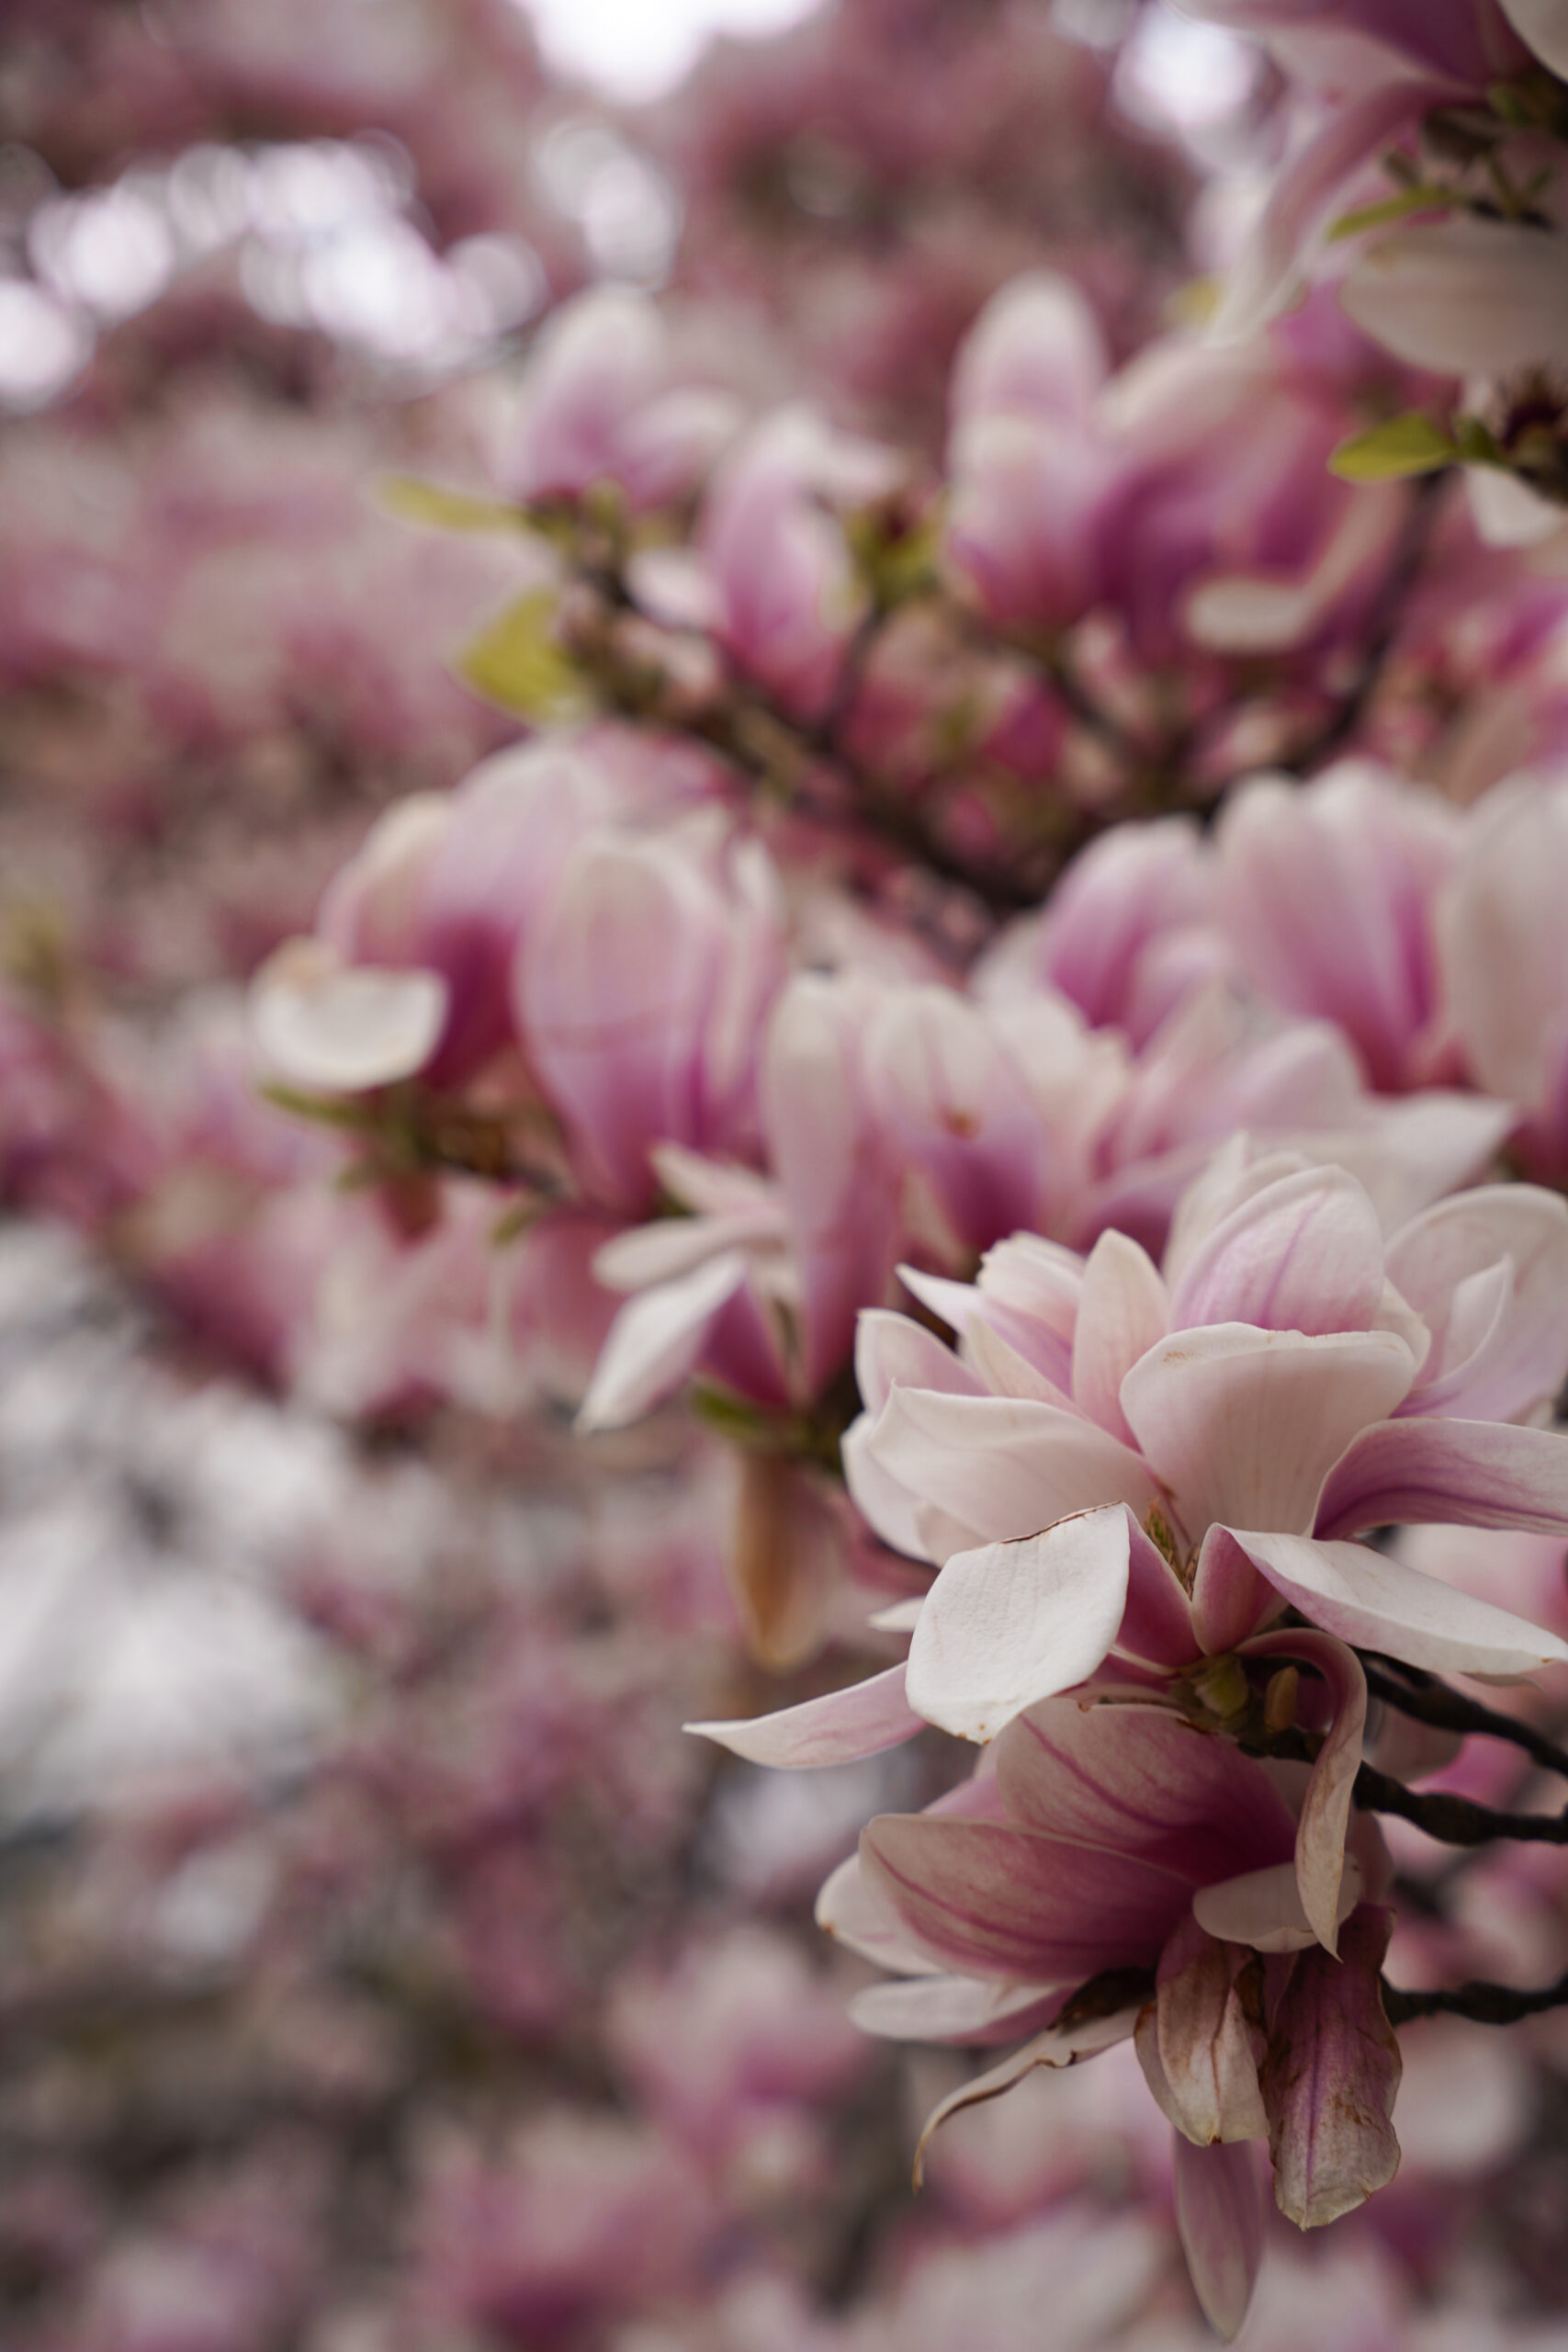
[379,474,527,533]
[1328,414,1457,482]
[456,592,591,722]
[1327,184,1456,240]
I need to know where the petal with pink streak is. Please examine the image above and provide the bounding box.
[685,1662,919,1769]
[850,1973,1067,2045]
[910,2003,1140,2187]
[1168,1165,1386,1340]
[1191,1524,1277,1655]
[1388,1184,1568,1423]
[998,1699,1296,1884]
[575,1250,750,1432]
[1172,2134,1265,2345]
[1240,1630,1367,1952]
[1261,1906,1402,2228]
[860,1815,1192,1983]
[867,1386,1157,1549]
[1121,1325,1416,1544]
[1226,1527,1568,1679]
[815,1852,947,1977]
[1120,1510,1204,1668]
[906,1509,1134,1743]
[1071,1230,1170,1442]
[1316,1416,1568,1545]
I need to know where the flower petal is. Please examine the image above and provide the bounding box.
[850,1973,1067,2045]
[1261,1905,1402,2229]
[1168,1164,1387,1340]
[855,1307,982,1413]
[1171,2135,1265,2345]
[1190,1524,1277,1655]
[1192,1856,1360,1956]
[860,1814,1192,1983]
[575,1250,750,1432]
[250,940,448,1092]
[998,1699,1296,1883]
[815,1851,946,1976]
[1071,1230,1171,1442]
[1240,1629,1367,1952]
[865,1386,1157,1549]
[1388,1184,1568,1423]
[1138,1917,1268,2148]
[1121,1325,1416,1543]
[685,1662,919,1768]
[1316,1416,1568,1546]
[910,2004,1141,2188]
[906,1508,1135,1743]
[1226,1527,1568,1678]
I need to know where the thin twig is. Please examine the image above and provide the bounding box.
[1383,1969,1568,2027]
[1363,1656,1568,1783]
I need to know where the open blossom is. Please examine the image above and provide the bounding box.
[815,1694,1403,2336]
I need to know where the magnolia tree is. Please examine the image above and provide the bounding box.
[10,0,1568,2344]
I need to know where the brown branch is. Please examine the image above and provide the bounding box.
[1382,1969,1568,2028]
[1243,1725,1568,1849]
[1362,1656,1568,1783]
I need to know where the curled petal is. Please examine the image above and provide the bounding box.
[910,2004,1140,2188]
[1168,1164,1386,1340]
[1235,1526,1568,1678]
[906,1508,1134,1743]
[1261,1906,1402,2229]
[686,1662,919,1768]
[1141,1917,1268,2147]
[1172,2135,1265,2345]
[250,941,447,1092]
[1242,1629,1366,1953]
[1388,1184,1568,1423]
[1191,1524,1276,1655]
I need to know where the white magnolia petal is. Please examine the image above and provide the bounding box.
[906,1508,1134,1743]
[867,1386,1156,1547]
[1501,0,1568,75]
[1228,1528,1568,1679]
[814,1852,946,1977]
[849,1973,1066,2044]
[250,940,447,1092]
[574,1250,749,1432]
[685,1662,919,1768]
[592,1207,784,1291]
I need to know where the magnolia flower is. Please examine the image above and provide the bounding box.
[816,1694,1403,2338]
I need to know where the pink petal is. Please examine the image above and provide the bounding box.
[1192,1859,1359,1956]
[865,1386,1157,1550]
[1171,2135,1265,2345]
[1071,1230,1170,1442]
[998,1699,1296,1884]
[1388,1184,1568,1423]
[1316,1416,1568,1544]
[1141,1920,1268,2148]
[964,1313,1077,1409]
[574,1251,750,1432]
[1226,1527,1568,1679]
[850,1973,1067,2045]
[1261,1906,1402,2229]
[1120,1326,1416,1544]
[1240,1629,1366,1952]
[1190,1524,1277,1655]
[592,1206,785,1290]
[1119,1511,1205,1669]
[1168,1164,1387,1340]
[854,1308,981,1415]
[910,2002,1139,2187]
[685,1662,920,1768]
[860,1814,1193,1983]
[841,1410,944,1563]
[814,1852,948,1976]
[906,1509,1135,1743]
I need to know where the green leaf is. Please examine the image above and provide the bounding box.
[1327,184,1455,240]
[1328,414,1458,482]
[455,591,591,722]
[379,474,527,533]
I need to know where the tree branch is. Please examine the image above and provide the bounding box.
[1362,1655,1568,1783]
[1382,1969,1568,2028]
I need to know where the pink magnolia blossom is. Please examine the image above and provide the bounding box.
[814,1693,1402,2336]
[498,287,741,513]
